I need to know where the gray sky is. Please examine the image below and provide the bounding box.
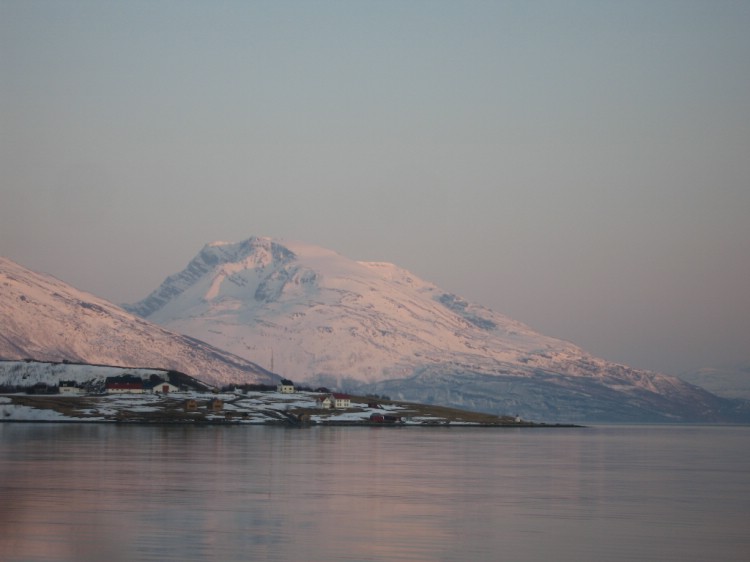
[2,0,749,376]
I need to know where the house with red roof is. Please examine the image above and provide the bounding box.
[331,393,351,409]
[105,375,144,394]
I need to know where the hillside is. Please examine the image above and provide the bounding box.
[0,257,278,388]
[0,360,211,394]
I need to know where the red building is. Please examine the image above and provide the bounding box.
[105,375,144,394]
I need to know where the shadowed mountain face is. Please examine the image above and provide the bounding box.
[0,256,278,388]
[125,237,749,423]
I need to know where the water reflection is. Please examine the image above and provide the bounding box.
[1,424,748,561]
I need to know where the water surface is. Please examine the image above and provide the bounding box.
[1,424,748,561]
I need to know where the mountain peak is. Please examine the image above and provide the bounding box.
[125,236,299,317]
[199,236,296,267]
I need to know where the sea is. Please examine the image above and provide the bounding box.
[1,423,748,562]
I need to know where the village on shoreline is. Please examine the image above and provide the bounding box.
[0,374,573,428]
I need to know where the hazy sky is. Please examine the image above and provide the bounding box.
[2,1,749,376]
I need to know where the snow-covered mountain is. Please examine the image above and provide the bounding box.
[0,256,278,388]
[125,237,748,422]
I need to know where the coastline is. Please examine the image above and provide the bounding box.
[0,392,580,428]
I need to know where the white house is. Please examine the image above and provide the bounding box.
[149,381,179,394]
[316,395,332,409]
[58,381,83,395]
[331,393,351,409]
[277,379,295,394]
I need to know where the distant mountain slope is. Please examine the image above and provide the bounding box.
[677,363,750,401]
[0,257,278,388]
[126,237,749,422]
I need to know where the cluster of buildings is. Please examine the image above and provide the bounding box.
[103,375,179,394]
[54,375,180,396]
[276,378,351,409]
[56,376,355,412]
[21,374,411,425]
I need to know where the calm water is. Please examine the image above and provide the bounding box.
[1,423,748,562]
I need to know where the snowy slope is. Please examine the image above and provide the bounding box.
[0,360,205,392]
[127,238,584,382]
[125,237,749,422]
[0,257,278,387]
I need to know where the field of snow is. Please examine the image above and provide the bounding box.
[0,360,170,388]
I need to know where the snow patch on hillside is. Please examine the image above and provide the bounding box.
[0,361,169,388]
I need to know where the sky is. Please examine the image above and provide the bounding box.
[1,0,749,376]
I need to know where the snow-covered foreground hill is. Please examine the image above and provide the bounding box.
[126,237,749,423]
[0,360,181,391]
[0,257,278,388]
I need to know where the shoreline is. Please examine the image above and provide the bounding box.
[0,418,582,428]
[0,392,582,427]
